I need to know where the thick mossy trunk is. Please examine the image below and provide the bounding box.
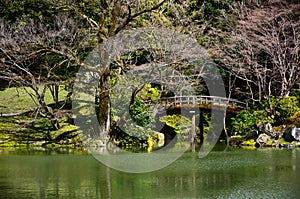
[98,66,111,142]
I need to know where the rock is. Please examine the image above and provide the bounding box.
[245,130,259,140]
[33,141,47,146]
[264,122,273,135]
[291,127,300,141]
[153,132,165,147]
[285,144,294,148]
[256,133,271,146]
[98,140,106,147]
[283,126,297,142]
[270,132,281,140]
[257,122,273,135]
[272,140,280,148]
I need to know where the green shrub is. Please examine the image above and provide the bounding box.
[290,91,300,102]
[276,96,300,123]
[160,115,192,142]
[129,99,154,127]
[260,96,300,125]
[231,110,274,136]
[123,123,155,141]
[231,96,300,135]
[288,111,300,126]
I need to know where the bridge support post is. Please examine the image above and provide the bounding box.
[199,112,204,149]
[189,111,196,152]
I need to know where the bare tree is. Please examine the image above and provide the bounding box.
[219,0,300,106]
[0,14,90,129]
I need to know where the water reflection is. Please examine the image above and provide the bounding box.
[0,147,299,199]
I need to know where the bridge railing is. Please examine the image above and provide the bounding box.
[148,95,248,110]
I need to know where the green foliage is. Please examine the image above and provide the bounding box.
[0,118,20,132]
[111,83,158,127]
[160,115,191,132]
[0,0,103,23]
[123,123,155,141]
[276,96,300,123]
[0,0,54,22]
[259,96,300,125]
[231,96,300,135]
[198,35,211,46]
[201,113,211,134]
[160,114,191,141]
[184,0,236,28]
[202,0,232,18]
[111,83,158,145]
[288,111,300,126]
[75,0,102,22]
[231,110,274,136]
[130,99,154,127]
[138,84,160,101]
[290,91,300,102]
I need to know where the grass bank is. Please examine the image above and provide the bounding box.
[0,86,84,148]
[0,86,68,114]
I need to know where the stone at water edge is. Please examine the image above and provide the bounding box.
[272,140,280,148]
[256,133,271,146]
[270,132,281,140]
[245,129,259,140]
[153,132,165,147]
[283,126,297,142]
[291,127,300,141]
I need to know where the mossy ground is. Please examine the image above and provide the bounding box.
[0,86,83,148]
[0,115,84,148]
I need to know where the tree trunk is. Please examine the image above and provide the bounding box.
[98,66,111,141]
[49,84,59,108]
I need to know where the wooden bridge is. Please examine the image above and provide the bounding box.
[146,95,248,151]
[148,95,248,114]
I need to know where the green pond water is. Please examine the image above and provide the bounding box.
[0,146,299,199]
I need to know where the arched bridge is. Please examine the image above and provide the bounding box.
[148,95,248,114]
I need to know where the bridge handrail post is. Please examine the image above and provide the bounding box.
[160,95,248,111]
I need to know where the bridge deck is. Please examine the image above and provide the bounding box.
[147,95,248,113]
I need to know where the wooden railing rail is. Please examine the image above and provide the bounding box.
[146,95,248,110]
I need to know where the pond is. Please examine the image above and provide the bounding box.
[0,146,299,199]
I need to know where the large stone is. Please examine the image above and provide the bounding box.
[282,126,300,142]
[257,122,273,135]
[245,130,259,140]
[292,127,300,141]
[264,123,273,135]
[256,133,271,146]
